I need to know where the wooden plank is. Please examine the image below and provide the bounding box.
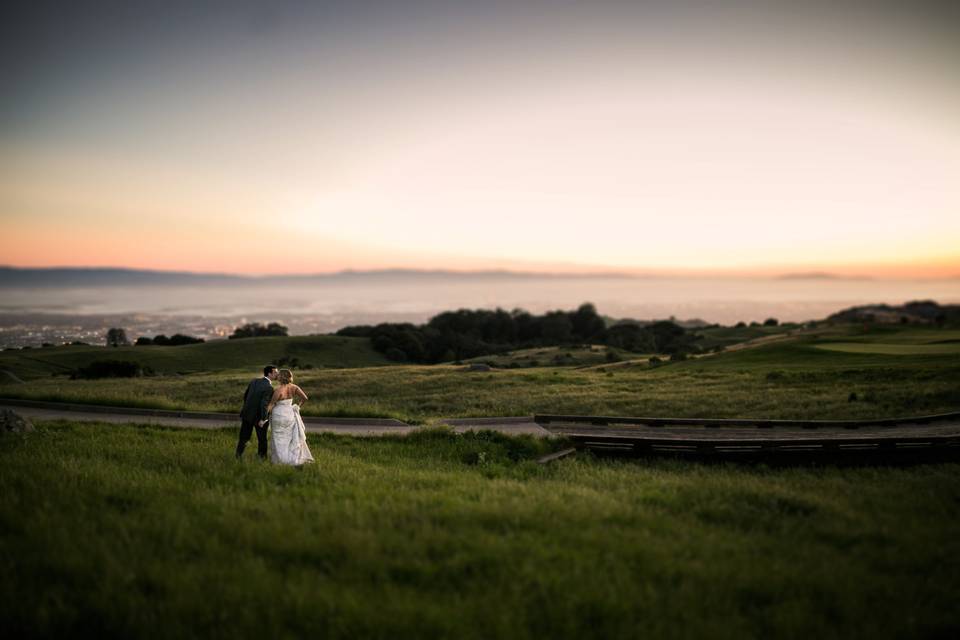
[534,411,960,430]
[536,411,960,458]
[544,424,960,442]
[558,432,960,456]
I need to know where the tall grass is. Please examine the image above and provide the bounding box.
[1,421,958,638]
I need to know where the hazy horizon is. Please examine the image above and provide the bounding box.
[1,264,958,281]
[2,272,957,320]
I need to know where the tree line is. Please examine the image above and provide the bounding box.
[336,303,698,363]
[104,322,289,347]
[135,334,205,346]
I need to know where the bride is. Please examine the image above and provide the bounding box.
[265,369,315,467]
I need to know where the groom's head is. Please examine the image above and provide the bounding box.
[263,365,278,380]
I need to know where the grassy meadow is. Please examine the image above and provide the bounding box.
[2,324,958,423]
[2,322,959,637]
[2,420,959,638]
[461,343,646,368]
[0,335,392,379]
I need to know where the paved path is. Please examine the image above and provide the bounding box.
[0,399,550,437]
[439,416,550,436]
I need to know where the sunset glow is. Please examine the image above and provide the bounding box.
[2,2,958,277]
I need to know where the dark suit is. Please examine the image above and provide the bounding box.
[236,376,274,459]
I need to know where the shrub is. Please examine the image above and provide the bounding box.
[137,334,204,346]
[336,325,374,338]
[648,356,662,368]
[764,318,779,326]
[462,450,488,466]
[604,323,653,352]
[385,347,407,362]
[72,360,149,379]
[161,334,204,346]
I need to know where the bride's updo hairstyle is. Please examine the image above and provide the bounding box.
[278,369,293,385]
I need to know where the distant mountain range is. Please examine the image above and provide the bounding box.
[0,266,904,287]
[776,272,872,280]
[0,267,640,287]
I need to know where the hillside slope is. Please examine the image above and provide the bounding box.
[0,335,391,380]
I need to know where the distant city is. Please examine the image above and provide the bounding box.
[1,268,957,348]
[0,312,432,349]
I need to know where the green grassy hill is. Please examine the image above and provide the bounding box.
[2,324,958,422]
[2,324,957,421]
[462,344,641,368]
[691,325,960,371]
[0,335,392,380]
[694,322,801,351]
[2,421,959,638]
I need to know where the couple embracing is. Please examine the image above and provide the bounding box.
[236,365,314,466]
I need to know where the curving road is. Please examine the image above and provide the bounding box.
[0,398,549,437]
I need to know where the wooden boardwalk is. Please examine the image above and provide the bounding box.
[534,412,960,458]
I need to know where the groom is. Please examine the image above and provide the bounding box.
[236,365,278,459]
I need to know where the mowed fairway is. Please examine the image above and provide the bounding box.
[815,342,960,355]
[2,421,959,638]
[812,327,960,356]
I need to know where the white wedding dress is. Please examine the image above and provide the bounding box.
[269,399,314,466]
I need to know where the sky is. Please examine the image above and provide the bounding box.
[1,1,958,277]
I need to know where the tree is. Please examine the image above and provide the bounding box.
[229,322,289,339]
[605,323,653,352]
[152,334,204,346]
[541,311,573,343]
[72,360,147,379]
[106,328,129,347]
[763,318,779,326]
[646,320,687,354]
[570,303,605,341]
